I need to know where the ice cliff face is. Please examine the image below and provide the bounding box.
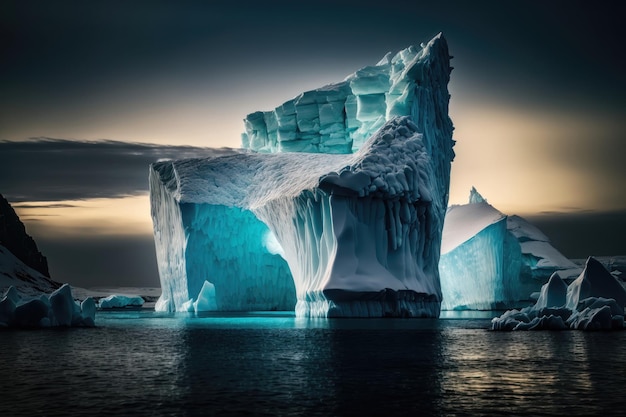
[439,188,581,310]
[150,33,454,317]
[242,34,454,159]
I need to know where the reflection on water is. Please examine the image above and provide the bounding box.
[1,311,626,416]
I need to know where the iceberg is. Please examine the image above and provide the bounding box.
[241,34,453,155]
[439,188,581,310]
[491,257,626,331]
[0,284,96,328]
[150,34,454,317]
[98,294,145,309]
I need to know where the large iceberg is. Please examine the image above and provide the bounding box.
[439,188,580,310]
[150,34,455,317]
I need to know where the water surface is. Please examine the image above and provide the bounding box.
[1,311,625,416]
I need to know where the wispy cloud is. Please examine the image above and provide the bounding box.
[0,138,231,202]
[11,203,79,209]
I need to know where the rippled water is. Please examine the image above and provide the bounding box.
[2,310,626,416]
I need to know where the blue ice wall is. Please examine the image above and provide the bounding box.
[241,33,455,165]
[150,162,295,312]
[439,190,582,311]
[440,218,508,310]
[181,204,295,311]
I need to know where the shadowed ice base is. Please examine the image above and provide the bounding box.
[296,289,441,318]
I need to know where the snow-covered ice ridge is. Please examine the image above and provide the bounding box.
[492,257,626,331]
[151,34,453,317]
[439,188,581,310]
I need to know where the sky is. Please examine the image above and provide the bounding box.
[1,0,625,288]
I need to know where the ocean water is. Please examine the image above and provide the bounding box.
[2,310,626,416]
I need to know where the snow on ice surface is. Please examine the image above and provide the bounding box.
[439,188,581,310]
[0,242,95,328]
[492,257,626,331]
[0,283,95,328]
[440,201,505,254]
[152,117,451,317]
[0,244,60,297]
[150,34,454,317]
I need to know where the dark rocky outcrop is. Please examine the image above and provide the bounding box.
[0,194,50,277]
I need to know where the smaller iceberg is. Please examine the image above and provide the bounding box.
[439,188,581,310]
[491,257,626,331]
[193,280,218,312]
[98,294,145,309]
[0,284,96,328]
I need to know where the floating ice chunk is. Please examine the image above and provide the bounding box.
[534,273,568,309]
[193,280,218,312]
[566,302,622,331]
[50,283,78,326]
[566,257,626,310]
[0,284,94,328]
[492,257,626,331]
[98,294,145,309]
[80,297,96,327]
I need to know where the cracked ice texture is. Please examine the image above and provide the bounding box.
[150,34,454,317]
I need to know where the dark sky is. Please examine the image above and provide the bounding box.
[1,0,625,287]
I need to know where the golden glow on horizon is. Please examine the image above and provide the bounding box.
[6,89,622,230]
[448,101,620,215]
[14,195,153,238]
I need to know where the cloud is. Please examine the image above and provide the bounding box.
[0,138,235,202]
[11,203,79,209]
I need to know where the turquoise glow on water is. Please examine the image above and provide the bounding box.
[3,310,626,416]
[95,310,495,330]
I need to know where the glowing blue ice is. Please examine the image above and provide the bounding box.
[150,34,454,317]
[242,34,453,155]
[439,188,581,310]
